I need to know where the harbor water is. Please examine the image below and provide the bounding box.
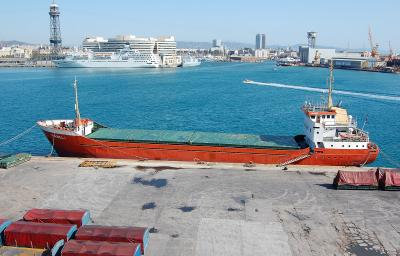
[0,62,399,167]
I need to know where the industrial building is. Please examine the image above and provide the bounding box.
[299,32,336,64]
[297,32,382,69]
[299,46,336,64]
[331,57,375,69]
[82,35,181,67]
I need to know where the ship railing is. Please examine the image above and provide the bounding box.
[302,104,330,112]
[324,120,358,128]
[324,128,369,142]
[323,137,369,142]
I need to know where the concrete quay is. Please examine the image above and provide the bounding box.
[0,156,399,256]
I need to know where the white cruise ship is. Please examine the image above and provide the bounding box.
[54,47,161,68]
[80,35,181,68]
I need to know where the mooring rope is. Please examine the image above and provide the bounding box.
[0,124,37,147]
[47,133,56,157]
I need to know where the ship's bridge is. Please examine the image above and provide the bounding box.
[302,103,369,149]
[303,104,354,127]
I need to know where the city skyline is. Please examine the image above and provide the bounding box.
[0,0,399,50]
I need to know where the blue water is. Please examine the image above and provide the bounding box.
[0,62,399,167]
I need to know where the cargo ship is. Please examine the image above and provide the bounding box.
[37,66,379,166]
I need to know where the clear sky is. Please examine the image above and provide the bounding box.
[1,0,399,50]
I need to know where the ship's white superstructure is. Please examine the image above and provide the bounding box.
[55,47,160,68]
[302,63,372,151]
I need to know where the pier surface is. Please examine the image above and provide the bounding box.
[0,157,399,255]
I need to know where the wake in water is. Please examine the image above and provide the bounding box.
[245,81,400,102]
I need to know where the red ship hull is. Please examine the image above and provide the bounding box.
[42,131,379,166]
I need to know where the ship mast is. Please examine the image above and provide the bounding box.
[73,77,81,126]
[327,61,334,109]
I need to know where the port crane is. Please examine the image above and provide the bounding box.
[368,26,379,58]
[313,50,321,65]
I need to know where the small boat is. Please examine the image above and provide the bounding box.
[276,57,300,66]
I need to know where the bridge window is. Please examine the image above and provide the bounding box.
[311,115,315,119]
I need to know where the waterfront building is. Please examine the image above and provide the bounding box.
[335,51,364,58]
[210,39,224,54]
[0,47,11,57]
[255,34,266,49]
[212,39,222,48]
[255,49,269,59]
[331,57,376,69]
[155,36,181,67]
[0,46,32,58]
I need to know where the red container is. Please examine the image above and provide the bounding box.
[23,208,90,227]
[381,169,400,189]
[0,219,12,245]
[4,221,76,249]
[75,225,149,254]
[62,240,141,256]
[334,170,379,188]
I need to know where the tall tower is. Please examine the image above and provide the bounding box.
[307,32,317,48]
[255,34,266,49]
[49,0,62,54]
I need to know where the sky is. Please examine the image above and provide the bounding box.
[0,0,399,50]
